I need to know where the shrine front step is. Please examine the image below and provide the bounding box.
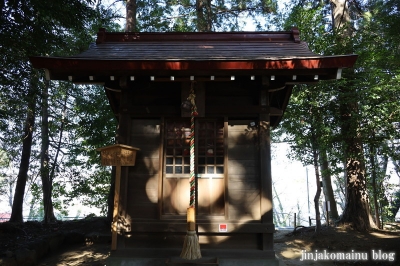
[105,257,218,266]
[106,248,279,266]
[106,256,279,266]
[166,257,219,266]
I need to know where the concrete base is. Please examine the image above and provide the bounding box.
[105,248,280,266]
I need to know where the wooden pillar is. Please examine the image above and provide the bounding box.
[118,76,132,145]
[259,77,274,251]
[97,144,139,251]
[115,78,132,249]
[111,165,122,250]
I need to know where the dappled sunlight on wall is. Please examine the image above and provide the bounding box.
[261,197,273,213]
[227,122,262,221]
[145,175,158,204]
[125,119,161,220]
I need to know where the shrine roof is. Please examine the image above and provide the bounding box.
[76,30,320,61]
[30,28,357,82]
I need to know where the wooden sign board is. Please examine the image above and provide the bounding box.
[96,144,140,250]
[97,144,140,166]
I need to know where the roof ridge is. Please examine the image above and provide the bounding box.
[96,27,301,44]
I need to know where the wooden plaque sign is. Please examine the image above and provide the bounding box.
[97,144,140,166]
[96,144,140,250]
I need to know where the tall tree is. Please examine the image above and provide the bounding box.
[278,0,400,231]
[319,150,339,220]
[40,80,57,223]
[2,0,106,222]
[356,0,400,226]
[275,1,341,228]
[126,0,137,31]
[331,0,376,231]
[310,105,322,233]
[9,74,38,222]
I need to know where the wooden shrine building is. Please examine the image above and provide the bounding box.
[30,28,357,265]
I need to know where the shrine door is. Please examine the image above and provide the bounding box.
[162,119,225,217]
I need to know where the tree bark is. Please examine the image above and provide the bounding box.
[308,100,321,233]
[125,0,136,32]
[331,0,350,36]
[312,134,322,234]
[196,0,212,31]
[369,141,381,229]
[319,149,339,220]
[338,87,374,231]
[40,80,56,223]
[10,73,37,223]
[331,0,376,232]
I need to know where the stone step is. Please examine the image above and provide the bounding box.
[166,257,219,266]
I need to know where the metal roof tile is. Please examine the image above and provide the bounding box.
[73,41,318,61]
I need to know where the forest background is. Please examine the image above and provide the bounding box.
[0,0,399,232]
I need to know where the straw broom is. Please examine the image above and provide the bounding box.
[180,83,201,260]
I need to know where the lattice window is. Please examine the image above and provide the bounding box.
[197,120,224,178]
[165,120,191,177]
[164,119,224,178]
[163,119,225,216]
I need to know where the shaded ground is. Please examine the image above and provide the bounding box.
[1,218,400,265]
[0,217,111,266]
[275,224,400,265]
[37,243,110,266]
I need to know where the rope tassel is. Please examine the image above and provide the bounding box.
[180,83,201,260]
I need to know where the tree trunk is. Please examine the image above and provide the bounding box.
[331,0,350,36]
[273,207,282,227]
[319,149,339,220]
[340,154,375,231]
[312,142,322,234]
[205,0,212,31]
[196,0,212,31]
[339,87,373,231]
[273,182,286,226]
[369,142,381,229]
[10,74,37,223]
[41,80,56,223]
[8,179,13,210]
[308,99,322,233]
[331,0,376,232]
[125,0,136,32]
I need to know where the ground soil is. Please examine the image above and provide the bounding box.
[274,223,400,266]
[1,218,399,265]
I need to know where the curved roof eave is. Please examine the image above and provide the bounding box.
[30,55,357,81]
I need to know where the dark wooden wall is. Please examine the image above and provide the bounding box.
[124,118,263,222]
[126,119,161,220]
[227,121,261,221]
[119,81,273,251]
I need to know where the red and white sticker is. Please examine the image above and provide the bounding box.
[219,224,227,232]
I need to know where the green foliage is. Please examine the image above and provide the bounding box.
[1,0,120,219]
[137,0,173,31]
[164,0,278,31]
[2,0,398,222]
[0,150,10,204]
[38,82,115,215]
[275,0,400,224]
